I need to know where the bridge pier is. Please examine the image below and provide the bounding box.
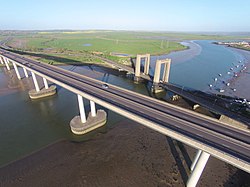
[3,57,10,71]
[12,61,21,80]
[151,59,171,93]
[90,100,97,117]
[190,149,202,171]
[78,94,87,123]
[29,71,56,99]
[70,95,107,135]
[134,54,150,82]
[43,77,49,89]
[0,56,4,64]
[31,72,40,92]
[23,67,29,78]
[187,151,210,187]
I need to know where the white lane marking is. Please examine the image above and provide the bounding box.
[222,144,230,148]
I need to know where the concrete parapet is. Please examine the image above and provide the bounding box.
[28,85,57,99]
[70,109,107,135]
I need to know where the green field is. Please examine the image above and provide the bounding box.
[2,31,249,65]
[9,31,188,55]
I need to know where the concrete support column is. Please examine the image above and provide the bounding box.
[3,57,10,70]
[90,100,96,117]
[31,72,40,92]
[77,94,86,123]
[144,55,150,75]
[135,55,141,77]
[163,60,171,82]
[153,60,162,84]
[144,58,148,74]
[12,61,21,80]
[190,149,202,171]
[0,56,4,64]
[187,151,210,187]
[43,77,49,89]
[23,67,29,78]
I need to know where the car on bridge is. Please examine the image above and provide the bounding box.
[102,83,109,89]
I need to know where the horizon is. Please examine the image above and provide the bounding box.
[1,0,250,32]
[1,29,250,34]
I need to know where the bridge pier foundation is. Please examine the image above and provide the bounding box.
[133,76,143,83]
[193,104,200,110]
[70,95,107,135]
[29,72,56,99]
[151,83,164,93]
[187,151,210,187]
[12,61,21,80]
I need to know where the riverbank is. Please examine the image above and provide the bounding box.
[0,119,249,187]
[222,47,250,100]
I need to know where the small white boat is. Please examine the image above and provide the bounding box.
[226,83,230,86]
[219,89,225,93]
[214,78,218,81]
[227,72,231,74]
[218,73,222,77]
[209,84,213,87]
[233,88,236,92]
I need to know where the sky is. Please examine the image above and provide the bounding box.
[0,0,249,32]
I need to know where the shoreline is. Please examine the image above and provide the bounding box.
[220,47,250,100]
[151,40,201,65]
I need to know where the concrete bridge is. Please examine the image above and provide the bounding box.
[0,48,250,187]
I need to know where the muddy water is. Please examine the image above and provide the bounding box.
[0,65,149,167]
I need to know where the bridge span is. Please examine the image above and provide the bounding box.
[0,48,249,187]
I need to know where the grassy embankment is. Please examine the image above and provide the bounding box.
[3,31,246,66]
[229,45,250,51]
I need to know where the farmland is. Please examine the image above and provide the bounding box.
[3,30,245,65]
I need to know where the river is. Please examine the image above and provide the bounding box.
[0,40,249,167]
[150,40,247,91]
